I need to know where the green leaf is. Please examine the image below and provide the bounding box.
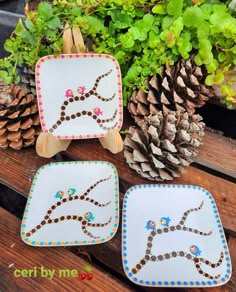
[110,10,132,29]
[143,14,155,28]
[14,19,25,36]
[214,72,224,84]
[152,4,167,15]
[206,59,218,73]
[162,16,174,29]
[0,70,12,84]
[47,17,61,30]
[4,40,14,53]
[183,6,204,27]
[38,2,53,19]
[128,27,140,40]
[205,74,215,86]
[167,0,183,17]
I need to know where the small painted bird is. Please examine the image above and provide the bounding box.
[65,89,74,98]
[190,245,202,256]
[55,191,64,199]
[67,188,76,196]
[77,86,86,95]
[160,217,171,227]
[145,220,156,230]
[84,212,95,221]
[93,107,103,116]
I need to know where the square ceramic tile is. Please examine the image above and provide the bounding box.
[21,161,119,246]
[122,185,231,288]
[35,53,123,139]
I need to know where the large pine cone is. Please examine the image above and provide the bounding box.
[124,111,205,181]
[0,82,41,150]
[128,55,213,125]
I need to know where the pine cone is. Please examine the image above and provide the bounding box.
[124,111,205,181]
[0,82,41,150]
[19,66,36,96]
[128,55,213,124]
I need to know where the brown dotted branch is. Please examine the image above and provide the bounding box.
[49,109,118,133]
[133,251,224,280]
[50,69,116,133]
[131,201,224,279]
[26,176,112,238]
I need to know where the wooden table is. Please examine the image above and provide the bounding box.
[0,110,236,291]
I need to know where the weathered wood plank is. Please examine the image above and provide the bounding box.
[66,139,236,235]
[196,131,236,178]
[0,207,130,292]
[0,147,52,196]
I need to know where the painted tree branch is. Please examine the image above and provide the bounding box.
[49,109,118,133]
[131,201,224,279]
[26,176,112,238]
[49,69,116,133]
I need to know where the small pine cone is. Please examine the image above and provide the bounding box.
[128,55,214,124]
[19,66,36,96]
[0,83,41,150]
[124,111,205,181]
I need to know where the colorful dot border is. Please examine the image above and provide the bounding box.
[35,53,123,139]
[122,184,232,287]
[21,161,119,247]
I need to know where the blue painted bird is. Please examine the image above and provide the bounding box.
[145,220,156,230]
[55,190,64,199]
[84,212,95,221]
[190,245,202,256]
[67,188,76,196]
[160,217,171,227]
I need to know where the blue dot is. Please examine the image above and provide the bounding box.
[27,203,30,206]
[221,235,224,238]
[146,281,149,285]
[128,272,132,277]
[123,224,126,228]
[171,281,175,285]
[207,281,212,285]
[214,210,217,213]
[134,278,137,282]
[177,281,181,285]
[183,185,186,188]
[123,246,127,250]
[172,185,176,188]
[217,220,220,223]
[23,217,27,220]
[225,251,229,255]
[101,238,105,242]
[92,240,96,243]
[144,185,146,188]
[123,235,127,239]
[110,232,114,237]
[123,229,127,233]
[209,196,212,199]
[188,185,191,188]
[48,242,52,245]
[168,185,171,188]
[227,263,231,267]
[125,267,129,271]
[25,210,29,213]
[123,253,127,257]
[215,215,219,218]
[21,232,25,235]
[40,242,44,245]
[190,281,194,286]
[227,269,231,273]
[196,281,200,285]
[226,257,230,261]
[178,185,180,188]
[123,241,126,244]
[225,274,230,278]
[32,241,35,245]
[213,205,216,208]
[25,238,28,241]
[184,281,188,285]
[213,280,218,285]
[152,281,155,285]
[202,281,206,285]
[164,281,168,285]
[22,224,26,228]
[193,186,196,189]
[224,245,227,249]
[124,259,128,264]
[28,196,32,199]
[140,280,143,284]
[158,281,162,285]
[139,185,142,188]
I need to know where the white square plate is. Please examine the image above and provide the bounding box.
[35,54,123,139]
[122,184,231,287]
[21,161,119,246]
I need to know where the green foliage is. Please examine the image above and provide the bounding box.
[0,0,236,109]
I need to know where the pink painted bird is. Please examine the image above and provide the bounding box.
[65,89,74,98]
[77,86,86,95]
[93,107,103,116]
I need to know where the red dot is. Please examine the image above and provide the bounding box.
[79,273,86,280]
[86,273,93,280]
